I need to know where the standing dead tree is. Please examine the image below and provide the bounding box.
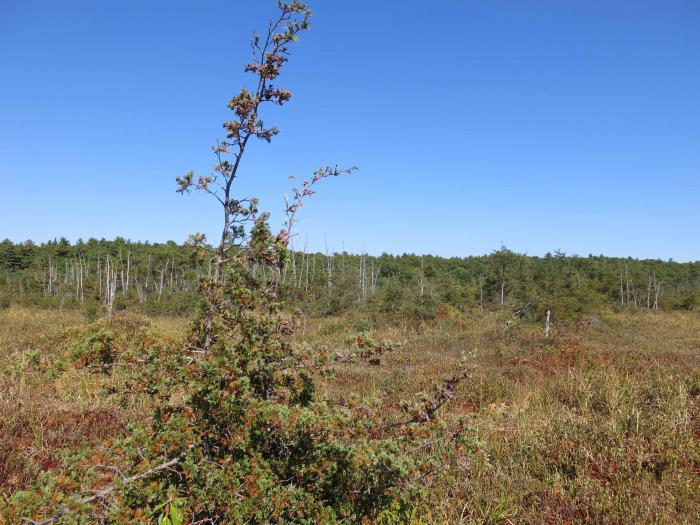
[324,238,333,293]
[104,256,117,323]
[370,258,381,295]
[280,166,354,293]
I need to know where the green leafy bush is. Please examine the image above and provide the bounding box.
[12,226,469,524]
[70,330,116,372]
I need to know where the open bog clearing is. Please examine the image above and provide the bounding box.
[2,306,699,523]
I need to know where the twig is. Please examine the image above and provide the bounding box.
[22,454,185,525]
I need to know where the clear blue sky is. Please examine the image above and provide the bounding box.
[1,1,698,260]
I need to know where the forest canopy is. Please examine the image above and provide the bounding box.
[1,238,698,318]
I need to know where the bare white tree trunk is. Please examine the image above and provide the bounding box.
[105,257,116,323]
[97,257,102,300]
[419,257,425,297]
[158,261,166,302]
[125,250,131,292]
[119,251,125,295]
[370,260,381,295]
[79,257,84,303]
[654,281,661,310]
[48,258,53,297]
[324,239,332,293]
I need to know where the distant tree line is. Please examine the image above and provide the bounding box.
[1,238,698,319]
[0,237,201,315]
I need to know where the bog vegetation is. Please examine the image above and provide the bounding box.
[2,305,700,523]
[1,1,699,524]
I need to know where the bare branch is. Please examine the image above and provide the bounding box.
[23,453,186,525]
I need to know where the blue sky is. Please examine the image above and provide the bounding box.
[1,1,698,260]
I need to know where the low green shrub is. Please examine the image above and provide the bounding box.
[70,330,115,372]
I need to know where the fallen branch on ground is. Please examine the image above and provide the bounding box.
[499,301,532,337]
[377,369,470,431]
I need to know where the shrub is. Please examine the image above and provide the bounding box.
[14,254,467,524]
[70,330,116,372]
[335,333,405,365]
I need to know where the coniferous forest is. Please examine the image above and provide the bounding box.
[1,238,698,318]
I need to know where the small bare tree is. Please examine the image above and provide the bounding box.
[176,1,352,350]
[176,1,312,283]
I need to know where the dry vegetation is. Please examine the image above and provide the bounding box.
[1,305,698,524]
